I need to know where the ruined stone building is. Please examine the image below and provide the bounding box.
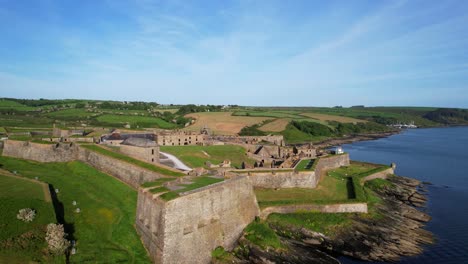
[156,131,205,146]
[120,137,160,164]
[100,132,156,145]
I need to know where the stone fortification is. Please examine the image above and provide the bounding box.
[120,144,160,164]
[360,167,394,184]
[314,154,350,180]
[232,154,350,189]
[78,148,164,188]
[260,202,368,219]
[136,176,260,264]
[209,135,284,146]
[236,170,317,189]
[2,140,79,162]
[2,140,169,188]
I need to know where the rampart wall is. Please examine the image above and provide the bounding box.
[360,167,394,184]
[233,154,350,189]
[2,140,79,162]
[136,176,259,264]
[2,140,168,188]
[260,202,368,219]
[78,148,163,188]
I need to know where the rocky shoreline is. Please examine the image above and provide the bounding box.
[313,131,400,149]
[220,175,433,264]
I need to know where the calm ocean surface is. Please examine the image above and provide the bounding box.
[339,126,468,264]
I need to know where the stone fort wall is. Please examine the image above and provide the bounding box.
[2,140,168,188]
[233,154,350,189]
[2,140,79,162]
[136,176,259,264]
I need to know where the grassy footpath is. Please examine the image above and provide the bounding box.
[81,144,184,177]
[0,174,58,263]
[160,145,254,168]
[0,157,151,263]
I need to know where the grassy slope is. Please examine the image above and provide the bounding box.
[0,175,57,263]
[81,144,184,177]
[0,157,151,263]
[160,145,254,168]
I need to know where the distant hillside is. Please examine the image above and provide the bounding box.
[424,108,468,125]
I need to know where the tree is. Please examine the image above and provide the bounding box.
[46,223,70,255]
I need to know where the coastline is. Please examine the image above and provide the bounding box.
[313,130,401,149]
[226,175,433,263]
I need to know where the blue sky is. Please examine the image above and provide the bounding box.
[0,0,467,107]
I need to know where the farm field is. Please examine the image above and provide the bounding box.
[258,118,291,132]
[96,114,177,129]
[300,112,365,123]
[160,145,255,169]
[0,173,57,263]
[45,109,96,119]
[0,157,152,264]
[184,112,271,135]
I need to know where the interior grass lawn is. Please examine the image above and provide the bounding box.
[159,176,224,201]
[328,161,390,184]
[0,156,152,263]
[160,145,255,169]
[81,144,184,177]
[96,114,177,129]
[256,161,388,208]
[0,174,58,263]
[295,159,315,171]
[255,174,349,208]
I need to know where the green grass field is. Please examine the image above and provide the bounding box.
[81,145,184,177]
[45,109,96,119]
[0,174,58,263]
[96,114,177,129]
[0,99,37,111]
[160,145,255,168]
[0,157,151,263]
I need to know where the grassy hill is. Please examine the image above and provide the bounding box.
[0,157,151,263]
[1,97,466,144]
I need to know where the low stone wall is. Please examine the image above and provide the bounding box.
[136,176,260,264]
[260,202,368,219]
[2,140,79,162]
[360,167,394,184]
